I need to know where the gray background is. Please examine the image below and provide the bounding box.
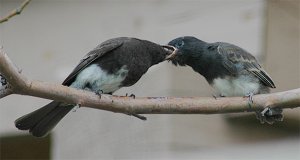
[0,0,299,159]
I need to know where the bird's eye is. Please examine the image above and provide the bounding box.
[176,41,184,48]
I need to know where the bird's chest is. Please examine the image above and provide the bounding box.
[211,75,260,97]
[70,64,128,93]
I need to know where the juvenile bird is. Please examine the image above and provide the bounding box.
[15,37,175,137]
[166,36,282,124]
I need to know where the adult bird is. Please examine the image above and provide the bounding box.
[15,37,175,137]
[166,36,282,124]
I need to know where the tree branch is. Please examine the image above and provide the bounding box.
[0,48,299,115]
[0,0,32,24]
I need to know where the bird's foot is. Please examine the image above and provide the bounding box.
[255,107,283,124]
[244,92,254,104]
[212,94,225,100]
[212,94,217,100]
[125,93,136,99]
[244,92,254,111]
[129,94,135,99]
[95,90,104,98]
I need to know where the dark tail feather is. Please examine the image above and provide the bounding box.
[15,101,74,137]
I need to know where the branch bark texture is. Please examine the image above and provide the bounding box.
[0,49,299,115]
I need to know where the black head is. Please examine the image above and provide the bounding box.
[138,40,176,66]
[166,36,206,66]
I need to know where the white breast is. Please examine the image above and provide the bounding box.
[70,64,128,93]
[212,75,260,97]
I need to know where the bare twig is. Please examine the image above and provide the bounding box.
[0,49,299,115]
[0,0,32,23]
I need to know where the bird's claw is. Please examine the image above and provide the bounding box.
[129,94,135,99]
[212,94,225,100]
[95,90,104,98]
[212,94,217,100]
[244,92,254,112]
[255,107,283,124]
[125,93,136,99]
[244,92,254,104]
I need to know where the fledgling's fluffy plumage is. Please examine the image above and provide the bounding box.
[15,37,173,137]
[167,36,282,123]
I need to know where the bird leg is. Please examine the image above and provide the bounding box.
[129,94,135,99]
[212,94,217,100]
[244,92,254,104]
[125,93,135,99]
[243,92,255,113]
[95,89,104,98]
[244,92,260,120]
[212,93,225,100]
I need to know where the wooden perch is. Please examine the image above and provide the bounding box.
[0,0,31,23]
[0,48,299,115]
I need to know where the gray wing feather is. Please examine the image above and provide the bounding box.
[62,38,124,85]
[217,43,276,88]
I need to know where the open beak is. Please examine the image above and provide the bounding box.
[162,45,178,60]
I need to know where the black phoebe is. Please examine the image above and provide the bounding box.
[15,37,175,137]
[166,36,282,124]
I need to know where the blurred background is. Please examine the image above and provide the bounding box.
[0,0,299,159]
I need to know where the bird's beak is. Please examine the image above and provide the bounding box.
[162,45,178,60]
